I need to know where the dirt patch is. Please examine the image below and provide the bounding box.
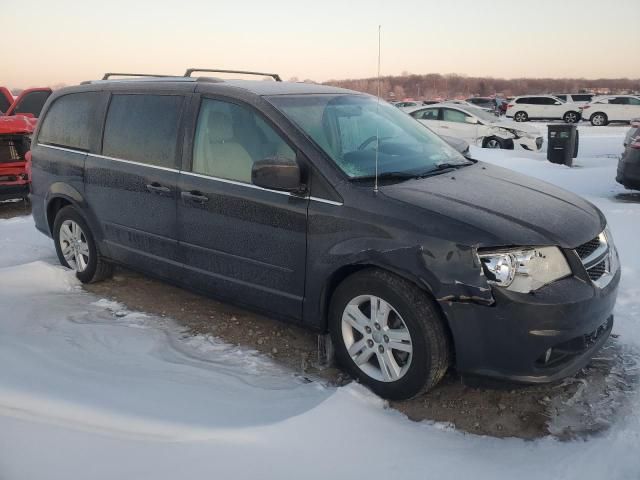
[85,267,637,440]
[0,199,31,219]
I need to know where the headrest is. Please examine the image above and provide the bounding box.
[206,111,233,143]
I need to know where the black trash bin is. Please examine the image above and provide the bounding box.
[547,124,579,166]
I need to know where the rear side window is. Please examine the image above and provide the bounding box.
[442,108,469,123]
[572,94,592,102]
[102,94,183,168]
[555,95,567,102]
[540,97,558,105]
[516,97,532,104]
[13,90,52,118]
[38,92,99,150]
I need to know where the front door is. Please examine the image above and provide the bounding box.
[84,93,186,277]
[177,96,308,320]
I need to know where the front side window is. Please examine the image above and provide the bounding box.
[609,97,628,105]
[628,97,640,106]
[516,97,532,104]
[38,92,99,150]
[541,97,559,105]
[192,98,295,183]
[411,108,439,120]
[102,94,183,168]
[267,94,466,179]
[442,108,469,123]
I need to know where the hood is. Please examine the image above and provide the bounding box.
[488,119,540,136]
[0,115,37,135]
[381,162,605,249]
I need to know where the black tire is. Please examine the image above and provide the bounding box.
[329,268,451,400]
[53,206,113,283]
[563,111,580,123]
[513,111,528,122]
[590,112,608,126]
[482,136,506,149]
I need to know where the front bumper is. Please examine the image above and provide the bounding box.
[616,150,640,190]
[518,136,544,151]
[0,183,29,201]
[442,265,620,384]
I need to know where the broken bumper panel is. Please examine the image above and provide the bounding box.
[442,267,620,384]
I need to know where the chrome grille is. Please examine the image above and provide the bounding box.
[574,229,616,288]
[575,237,601,260]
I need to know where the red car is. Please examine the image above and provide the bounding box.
[0,87,52,201]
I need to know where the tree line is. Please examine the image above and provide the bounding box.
[323,73,640,100]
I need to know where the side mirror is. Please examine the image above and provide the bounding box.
[465,116,479,124]
[252,156,302,192]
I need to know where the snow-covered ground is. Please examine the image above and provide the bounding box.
[1,124,639,479]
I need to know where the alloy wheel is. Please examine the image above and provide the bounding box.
[565,112,578,123]
[592,114,605,126]
[59,219,90,272]
[341,295,413,382]
[514,112,527,122]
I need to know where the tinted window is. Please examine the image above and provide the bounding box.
[442,108,469,123]
[412,108,439,120]
[38,92,99,150]
[13,90,51,117]
[516,97,532,104]
[102,94,183,168]
[193,98,295,183]
[540,97,558,105]
[609,97,628,104]
[628,97,640,106]
[555,95,567,102]
[572,94,593,102]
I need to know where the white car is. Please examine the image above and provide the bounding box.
[407,103,543,151]
[506,95,581,123]
[580,95,640,126]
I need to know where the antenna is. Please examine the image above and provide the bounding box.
[374,25,381,194]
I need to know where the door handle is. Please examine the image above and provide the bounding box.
[181,191,210,204]
[146,183,171,195]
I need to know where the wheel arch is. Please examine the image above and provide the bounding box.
[320,262,456,358]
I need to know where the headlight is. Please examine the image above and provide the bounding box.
[478,246,572,293]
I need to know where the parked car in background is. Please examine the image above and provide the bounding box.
[580,95,640,126]
[616,126,640,190]
[31,71,618,400]
[0,87,52,201]
[624,118,640,147]
[394,101,422,109]
[506,95,581,123]
[0,87,14,114]
[407,103,543,150]
[446,99,494,113]
[552,93,594,105]
[466,97,496,111]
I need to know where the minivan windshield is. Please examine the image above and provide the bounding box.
[267,94,468,179]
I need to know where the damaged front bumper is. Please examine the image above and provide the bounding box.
[439,267,620,384]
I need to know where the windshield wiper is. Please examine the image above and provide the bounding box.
[352,171,419,182]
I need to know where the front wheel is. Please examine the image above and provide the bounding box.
[53,206,113,283]
[483,137,506,149]
[329,269,451,400]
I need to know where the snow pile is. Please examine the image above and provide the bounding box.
[0,123,639,479]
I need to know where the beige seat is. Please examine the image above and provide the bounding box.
[193,110,254,183]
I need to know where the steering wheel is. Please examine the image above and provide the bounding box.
[358,136,391,151]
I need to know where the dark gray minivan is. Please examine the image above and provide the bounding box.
[30,70,620,399]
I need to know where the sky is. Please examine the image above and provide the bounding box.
[3,0,640,88]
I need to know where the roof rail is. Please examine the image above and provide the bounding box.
[184,68,282,82]
[101,73,174,80]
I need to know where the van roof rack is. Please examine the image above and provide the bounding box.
[101,73,175,80]
[184,68,282,82]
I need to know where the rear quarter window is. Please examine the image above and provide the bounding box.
[102,94,184,168]
[38,92,99,150]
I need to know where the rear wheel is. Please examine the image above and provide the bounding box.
[53,206,113,283]
[563,111,580,123]
[514,111,528,122]
[329,269,451,400]
[590,112,608,126]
